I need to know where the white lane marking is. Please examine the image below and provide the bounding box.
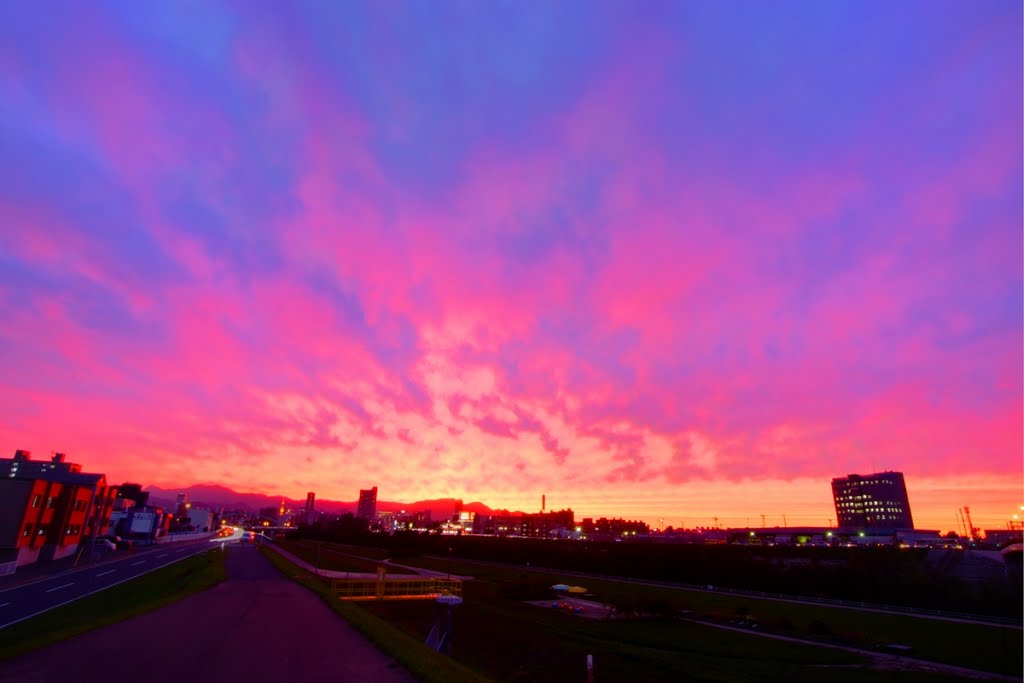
[0,548,212,630]
[176,548,186,553]
[0,602,10,608]
[130,561,146,567]
[45,583,74,593]
[97,569,116,577]
[156,553,167,558]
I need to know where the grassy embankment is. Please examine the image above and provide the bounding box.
[392,552,1022,679]
[0,550,226,661]
[259,544,487,683]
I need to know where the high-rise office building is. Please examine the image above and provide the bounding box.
[832,471,914,529]
[174,492,189,518]
[356,486,377,520]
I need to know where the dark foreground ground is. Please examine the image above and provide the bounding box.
[0,544,415,683]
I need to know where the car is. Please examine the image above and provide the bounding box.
[99,535,133,550]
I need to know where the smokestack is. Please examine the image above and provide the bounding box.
[542,494,545,512]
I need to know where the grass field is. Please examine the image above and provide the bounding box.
[272,540,1005,682]
[275,539,386,573]
[360,570,986,682]
[390,553,1022,678]
[0,549,226,662]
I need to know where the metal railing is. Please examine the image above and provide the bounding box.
[332,577,462,601]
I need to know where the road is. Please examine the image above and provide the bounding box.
[0,539,213,629]
[0,544,415,683]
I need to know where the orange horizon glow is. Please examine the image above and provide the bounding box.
[39,450,1021,537]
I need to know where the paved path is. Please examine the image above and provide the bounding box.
[0,545,416,683]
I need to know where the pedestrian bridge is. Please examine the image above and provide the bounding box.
[332,576,462,601]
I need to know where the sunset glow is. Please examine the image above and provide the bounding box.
[1,3,1020,533]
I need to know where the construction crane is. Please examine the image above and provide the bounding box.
[963,506,976,541]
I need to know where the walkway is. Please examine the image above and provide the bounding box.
[0,544,415,683]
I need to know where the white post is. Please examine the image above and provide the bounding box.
[587,654,593,683]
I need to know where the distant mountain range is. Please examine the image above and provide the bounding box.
[143,483,509,519]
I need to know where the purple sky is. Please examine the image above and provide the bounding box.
[0,2,1020,530]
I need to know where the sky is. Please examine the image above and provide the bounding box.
[0,2,1021,533]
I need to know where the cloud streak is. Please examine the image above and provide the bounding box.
[0,2,1020,531]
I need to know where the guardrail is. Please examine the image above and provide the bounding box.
[155,532,214,544]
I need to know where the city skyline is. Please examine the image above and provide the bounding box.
[11,456,1017,535]
[1,5,1021,536]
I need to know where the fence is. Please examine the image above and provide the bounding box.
[332,577,462,601]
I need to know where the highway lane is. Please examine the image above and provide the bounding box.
[0,539,216,629]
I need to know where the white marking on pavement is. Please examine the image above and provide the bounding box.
[0,602,10,608]
[130,561,146,566]
[97,569,116,577]
[0,547,213,630]
[157,553,167,558]
[45,583,74,593]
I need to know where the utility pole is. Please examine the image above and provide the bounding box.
[782,514,787,528]
[760,514,766,528]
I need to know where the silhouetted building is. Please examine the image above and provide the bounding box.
[186,507,214,532]
[1,450,81,478]
[473,509,575,537]
[305,491,316,525]
[356,487,377,520]
[832,471,913,529]
[115,482,149,509]
[581,517,649,540]
[174,491,190,519]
